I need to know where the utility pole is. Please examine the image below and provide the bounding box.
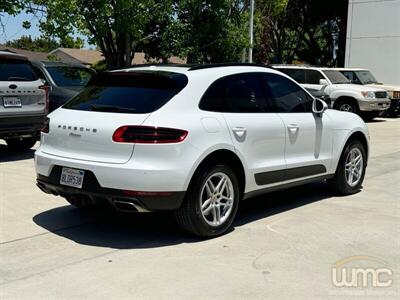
[249,0,255,63]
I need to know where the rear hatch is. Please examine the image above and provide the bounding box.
[42,70,188,164]
[0,58,46,117]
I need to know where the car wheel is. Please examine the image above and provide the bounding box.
[328,140,367,195]
[174,164,240,237]
[6,137,37,151]
[337,100,358,114]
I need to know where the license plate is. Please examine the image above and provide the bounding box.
[60,167,85,189]
[3,97,22,108]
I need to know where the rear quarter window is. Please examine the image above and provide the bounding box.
[0,59,38,81]
[62,71,188,114]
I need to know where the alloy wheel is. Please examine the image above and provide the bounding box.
[345,148,363,187]
[199,172,235,227]
[340,103,353,112]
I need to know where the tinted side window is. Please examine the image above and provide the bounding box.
[0,60,38,81]
[262,73,313,113]
[32,66,46,81]
[277,68,305,84]
[199,77,227,112]
[306,70,324,84]
[225,73,265,113]
[200,73,267,113]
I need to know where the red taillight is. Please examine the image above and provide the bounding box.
[41,117,50,134]
[39,85,50,113]
[112,126,188,144]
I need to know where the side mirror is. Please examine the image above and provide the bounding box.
[319,79,329,86]
[312,97,328,115]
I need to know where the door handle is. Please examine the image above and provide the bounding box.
[287,124,299,133]
[232,127,247,137]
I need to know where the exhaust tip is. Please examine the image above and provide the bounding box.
[113,199,140,212]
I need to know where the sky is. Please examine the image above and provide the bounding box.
[0,12,41,44]
[0,12,89,48]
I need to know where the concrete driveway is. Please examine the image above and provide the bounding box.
[1,118,399,299]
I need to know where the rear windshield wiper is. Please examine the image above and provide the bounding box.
[90,104,137,113]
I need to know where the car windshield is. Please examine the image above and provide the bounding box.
[322,70,351,84]
[46,66,94,87]
[354,71,379,84]
[0,59,38,81]
[63,71,188,114]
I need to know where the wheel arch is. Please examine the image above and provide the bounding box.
[333,96,360,111]
[186,149,246,197]
[347,131,369,159]
[334,130,369,173]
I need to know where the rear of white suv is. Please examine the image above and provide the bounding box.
[0,51,49,150]
[36,64,370,237]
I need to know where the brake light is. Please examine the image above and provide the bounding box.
[41,117,50,134]
[112,126,188,143]
[39,85,50,113]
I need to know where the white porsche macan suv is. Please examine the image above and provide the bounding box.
[35,64,369,237]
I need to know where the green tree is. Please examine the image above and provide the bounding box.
[5,35,82,52]
[256,0,348,66]
[33,0,174,69]
[171,0,249,63]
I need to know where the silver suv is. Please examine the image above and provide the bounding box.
[0,51,48,150]
[274,65,391,121]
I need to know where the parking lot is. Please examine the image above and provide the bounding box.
[0,118,399,299]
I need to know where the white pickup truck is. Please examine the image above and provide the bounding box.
[274,65,391,121]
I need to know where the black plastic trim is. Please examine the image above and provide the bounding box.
[255,164,327,186]
[244,174,334,200]
[189,63,272,71]
[36,166,185,211]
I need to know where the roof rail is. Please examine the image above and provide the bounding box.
[116,62,271,71]
[188,63,271,71]
[119,63,196,70]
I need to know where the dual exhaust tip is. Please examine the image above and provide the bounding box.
[112,199,149,213]
[36,182,148,213]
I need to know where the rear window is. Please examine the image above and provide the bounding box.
[62,71,188,114]
[0,59,38,81]
[46,66,94,87]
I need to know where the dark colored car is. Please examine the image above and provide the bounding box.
[31,61,95,112]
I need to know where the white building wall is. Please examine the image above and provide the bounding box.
[345,0,400,85]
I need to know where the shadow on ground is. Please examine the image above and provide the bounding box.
[0,144,35,162]
[33,181,333,249]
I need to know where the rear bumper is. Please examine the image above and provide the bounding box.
[0,114,46,138]
[36,166,185,211]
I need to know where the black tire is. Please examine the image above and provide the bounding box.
[174,164,240,237]
[335,100,359,115]
[6,137,37,151]
[328,140,367,195]
[361,111,379,122]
